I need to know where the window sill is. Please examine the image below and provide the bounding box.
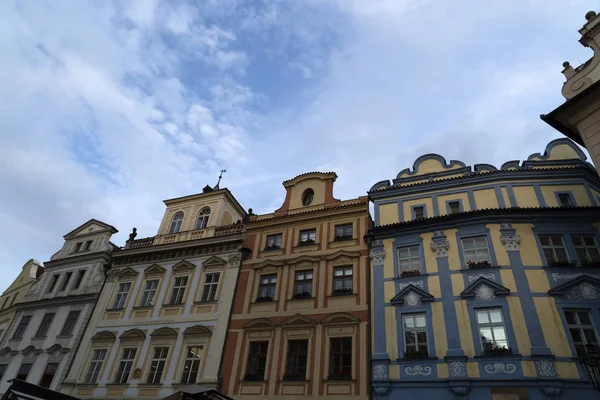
[194,300,218,305]
[332,237,354,242]
[56,335,73,339]
[105,383,129,387]
[397,356,438,361]
[328,292,356,298]
[474,353,521,359]
[106,307,124,312]
[281,377,310,382]
[253,299,277,304]
[294,243,319,251]
[132,305,154,310]
[463,265,500,271]
[241,378,266,382]
[162,303,185,308]
[31,336,46,340]
[138,383,164,386]
[289,295,314,301]
[262,246,282,252]
[324,378,355,382]
[398,272,426,279]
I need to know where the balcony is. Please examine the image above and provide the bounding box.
[148,223,244,245]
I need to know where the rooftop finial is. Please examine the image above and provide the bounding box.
[214,169,226,189]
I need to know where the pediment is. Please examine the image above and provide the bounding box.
[150,327,178,338]
[281,314,316,327]
[390,284,434,306]
[288,255,321,266]
[46,344,68,354]
[110,267,138,278]
[322,312,360,325]
[22,345,37,355]
[182,325,212,336]
[203,256,227,268]
[144,264,166,275]
[252,259,285,270]
[91,331,117,342]
[244,318,277,330]
[548,275,600,300]
[0,347,12,357]
[63,219,118,239]
[461,277,510,300]
[324,250,360,262]
[120,329,146,340]
[172,260,195,272]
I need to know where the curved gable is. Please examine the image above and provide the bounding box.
[322,312,360,325]
[527,138,587,162]
[244,318,277,330]
[91,331,117,342]
[182,325,212,336]
[150,327,178,338]
[396,154,467,179]
[120,329,146,340]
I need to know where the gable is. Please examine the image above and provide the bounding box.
[281,314,316,327]
[527,138,586,162]
[183,325,212,336]
[548,275,600,300]
[390,284,434,306]
[461,277,510,300]
[203,256,227,268]
[324,250,360,262]
[322,312,360,325]
[110,267,138,278]
[2,259,42,295]
[172,260,195,272]
[288,255,321,266]
[244,318,277,330]
[63,219,118,239]
[144,264,166,275]
[252,259,285,270]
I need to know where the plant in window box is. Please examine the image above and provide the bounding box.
[283,373,304,381]
[400,269,422,277]
[255,295,274,303]
[404,349,429,359]
[264,244,281,250]
[548,259,577,268]
[299,238,316,246]
[335,235,352,241]
[328,372,352,380]
[292,291,311,299]
[580,259,600,268]
[466,260,492,269]
[483,343,512,356]
[333,287,353,296]
[243,374,262,381]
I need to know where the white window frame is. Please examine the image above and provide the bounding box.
[194,208,210,230]
[180,346,203,384]
[169,277,188,305]
[572,235,600,264]
[200,273,220,302]
[112,282,131,309]
[84,349,107,384]
[114,348,137,384]
[266,234,282,249]
[461,236,491,264]
[397,245,422,273]
[169,212,184,234]
[299,229,316,243]
[565,309,599,356]
[539,235,569,264]
[475,308,510,353]
[146,347,169,384]
[140,280,159,307]
[403,313,428,356]
[258,274,277,298]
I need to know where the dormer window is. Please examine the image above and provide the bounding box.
[169,212,184,234]
[301,189,314,206]
[194,208,210,230]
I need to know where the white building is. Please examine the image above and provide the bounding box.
[0,219,117,394]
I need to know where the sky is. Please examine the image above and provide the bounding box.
[0,0,598,293]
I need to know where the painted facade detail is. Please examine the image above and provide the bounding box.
[535,360,557,377]
[370,248,386,266]
[403,292,421,307]
[474,284,496,300]
[404,365,432,376]
[373,364,388,380]
[483,363,517,374]
[566,282,600,299]
[500,235,521,251]
[430,239,450,258]
[449,361,466,377]
[552,272,600,282]
[467,273,496,283]
[398,280,425,291]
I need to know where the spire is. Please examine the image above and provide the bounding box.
[213,169,226,189]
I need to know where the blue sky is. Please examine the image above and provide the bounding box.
[0,0,598,292]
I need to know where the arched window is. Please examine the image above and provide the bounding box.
[194,208,210,230]
[169,212,184,234]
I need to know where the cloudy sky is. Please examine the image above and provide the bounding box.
[0,0,597,292]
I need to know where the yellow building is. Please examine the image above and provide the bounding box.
[61,185,247,399]
[368,139,600,399]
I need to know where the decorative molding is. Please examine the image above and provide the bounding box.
[404,365,432,376]
[483,362,517,374]
[467,273,496,283]
[390,284,434,306]
[281,314,316,327]
[474,284,496,300]
[150,327,178,338]
[404,292,421,307]
[398,280,425,291]
[227,254,241,268]
[369,248,386,266]
[535,360,556,377]
[500,235,521,251]
[566,282,600,299]
[182,325,212,336]
[144,264,166,275]
[322,312,360,325]
[449,361,466,377]
[172,260,195,272]
[430,240,450,258]
[244,318,277,330]
[373,364,389,380]
[461,277,510,299]
[551,272,600,282]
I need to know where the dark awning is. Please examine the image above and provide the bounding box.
[1,379,80,400]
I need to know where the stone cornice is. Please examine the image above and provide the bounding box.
[10,293,98,312]
[43,251,112,269]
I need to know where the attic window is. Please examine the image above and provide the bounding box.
[84,240,92,251]
[74,242,82,253]
[301,189,314,206]
[449,201,460,214]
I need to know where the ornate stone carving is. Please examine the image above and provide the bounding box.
[552,272,600,282]
[370,248,386,266]
[449,361,466,377]
[430,240,449,258]
[484,363,516,374]
[228,254,241,268]
[404,292,421,307]
[535,360,556,377]
[404,365,432,376]
[500,235,521,251]
[373,364,388,380]
[467,273,496,283]
[474,284,495,300]
[398,280,424,291]
[566,282,600,300]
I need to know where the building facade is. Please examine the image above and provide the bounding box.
[61,186,247,400]
[542,9,600,172]
[368,139,600,399]
[0,219,117,395]
[220,172,371,400]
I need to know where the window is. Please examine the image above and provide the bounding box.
[565,310,598,356]
[194,208,210,230]
[146,347,169,384]
[16,363,32,381]
[335,224,353,240]
[169,277,188,305]
[112,282,131,309]
[462,236,491,264]
[1,297,9,309]
[293,271,313,297]
[329,338,352,379]
[140,280,159,307]
[301,189,314,206]
[285,340,308,379]
[333,266,353,294]
[84,240,93,251]
[12,315,32,339]
[245,341,268,380]
[0,364,7,381]
[449,201,460,214]
[0,329,4,341]
[413,206,424,220]
[10,293,18,306]
[403,314,428,357]
[476,308,510,354]
[558,193,573,207]
[168,212,184,234]
[47,275,59,293]
[72,270,85,290]
[35,313,55,338]
[397,246,422,274]
[84,349,107,384]
[540,235,569,265]
[200,273,220,302]
[74,242,82,252]
[114,348,137,384]
[258,274,277,300]
[39,362,59,388]
[266,234,282,250]
[180,346,202,384]
[572,235,600,265]
[299,229,316,245]
[59,272,72,292]
[60,310,81,336]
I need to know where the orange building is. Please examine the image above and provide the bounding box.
[220,172,370,400]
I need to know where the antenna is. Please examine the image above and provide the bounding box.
[214,169,226,189]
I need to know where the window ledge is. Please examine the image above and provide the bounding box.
[105,383,129,387]
[462,265,500,271]
[397,272,428,279]
[281,378,310,382]
[161,303,185,308]
[194,300,218,305]
[132,305,154,310]
[294,243,319,250]
[31,336,46,340]
[289,296,314,301]
[331,237,355,243]
[56,335,73,339]
[328,292,356,298]
[252,299,277,304]
[262,246,282,252]
[474,353,522,359]
[138,383,164,387]
[241,378,266,383]
[106,307,124,312]
[324,378,355,382]
[397,356,438,361]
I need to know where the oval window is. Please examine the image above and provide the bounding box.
[301,189,314,206]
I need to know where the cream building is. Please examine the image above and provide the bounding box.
[0,219,117,395]
[61,186,248,400]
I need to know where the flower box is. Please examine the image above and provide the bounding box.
[292,291,312,299]
[264,244,281,251]
[333,288,353,296]
[466,260,492,269]
[400,269,422,277]
[404,349,429,359]
[548,260,577,268]
[483,344,512,356]
[298,239,316,246]
[255,295,274,303]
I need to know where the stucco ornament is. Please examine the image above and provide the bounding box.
[373,364,388,380]
[405,365,432,376]
[566,282,600,300]
[552,272,600,282]
[468,273,496,283]
[92,273,104,285]
[474,284,495,300]
[500,235,521,251]
[449,361,466,377]
[430,240,450,258]
[484,363,516,374]
[228,254,241,268]
[369,248,386,266]
[404,292,421,307]
[535,360,556,377]
[398,280,425,291]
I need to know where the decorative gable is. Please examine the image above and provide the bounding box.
[322,312,360,325]
[252,259,285,270]
[110,267,138,278]
[461,277,510,300]
[46,344,68,354]
[182,325,212,337]
[144,264,166,275]
[244,318,277,330]
[63,219,118,239]
[119,329,146,341]
[0,347,13,357]
[548,275,600,300]
[288,255,321,266]
[172,260,195,272]
[281,314,316,328]
[203,256,227,268]
[21,345,38,356]
[324,250,360,262]
[150,327,178,338]
[91,331,117,342]
[390,284,434,307]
